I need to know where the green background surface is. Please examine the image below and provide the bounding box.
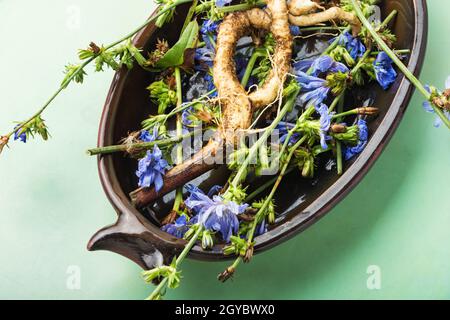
[0,0,449,300]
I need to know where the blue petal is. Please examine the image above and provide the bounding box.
[310,56,334,76]
[255,220,268,236]
[13,125,27,143]
[215,0,232,8]
[154,173,164,193]
[299,87,330,107]
[433,116,443,128]
[207,185,223,197]
[422,101,434,113]
[293,60,313,73]
[344,119,369,160]
[374,52,397,90]
[290,25,301,36]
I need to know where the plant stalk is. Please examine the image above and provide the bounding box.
[4,0,193,141]
[172,67,184,213]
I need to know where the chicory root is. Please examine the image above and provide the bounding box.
[247,0,293,110]
[288,0,324,16]
[289,6,361,36]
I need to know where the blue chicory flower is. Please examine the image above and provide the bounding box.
[334,31,366,60]
[293,55,349,77]
[200,19,220,37]
[295,71,330,107]
[161,215,189,238]
[422,82,450,128]
[136,145,169,192]
[184,184,248,242]
[139,127,158,142]
[13,126,26,143]
[344,119,369,160]
[200,20,221,52]
[194,21,217,70]
[316,103,332,150]
[373,52,397,90]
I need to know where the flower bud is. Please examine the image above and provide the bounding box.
[201,230,214,250]
[243,244,254,263]
[89,42,101,55]
[267,201,276,224]
[432,97,444,108]
[0,135,9,154]
[217,267,235,283]
[331,124,347,133]
[357,107,379,115]
[302,158,314,178]
[183,226,196,240]
[443,89,450,99]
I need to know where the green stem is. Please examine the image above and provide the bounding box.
[247,136,307,244]
[86,131,195,156]
[89,89,215,156]
[219,1,265,13]
[332,109,359,119]
[217,1,267,13]
[146,225,203,300]
[207,34,216,49]
[4,0,193,140]
[241,51,264,87]
[223,132,307,276]
[298,26,347,33]
[328,92,345,113]
[174,67,184,164]
[223,136,308,274]
[173,67,184,213]
[371,49,410,56]
[350,0,450,129]
[195,0,265,15]
[378,9,398,28]
[228,88,300,189]
[244,166,295,203]
[5,57,93,139]
[336,97,345,175]
[181,0,198,34]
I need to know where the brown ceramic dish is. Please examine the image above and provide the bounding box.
[88,0,428,269]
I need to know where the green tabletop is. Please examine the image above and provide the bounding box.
[0,0,449,300]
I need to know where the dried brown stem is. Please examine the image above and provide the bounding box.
[130,140,221,208]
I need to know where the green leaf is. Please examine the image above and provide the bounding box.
[154,21,199,69]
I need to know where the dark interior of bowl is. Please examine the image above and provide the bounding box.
[91,0,427,266]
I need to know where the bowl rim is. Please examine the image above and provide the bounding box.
[94,0,428,261]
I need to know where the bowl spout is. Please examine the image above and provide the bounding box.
[87,210,186,269]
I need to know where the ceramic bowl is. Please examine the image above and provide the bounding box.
[88,0,428,269]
